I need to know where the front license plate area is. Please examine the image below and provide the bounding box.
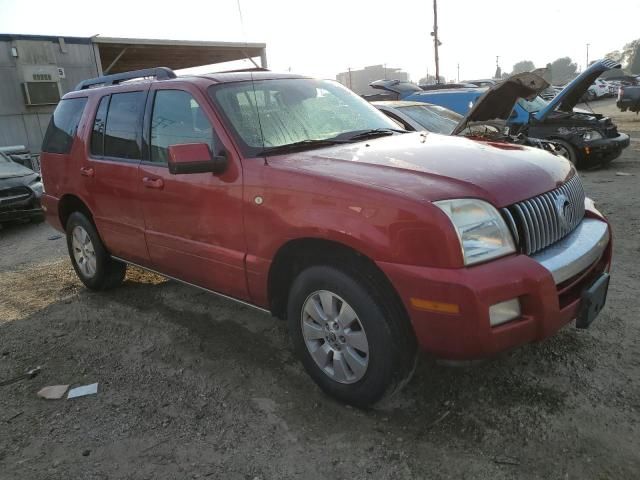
[576,273,610,329]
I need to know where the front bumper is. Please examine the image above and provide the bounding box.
[0,195,42,222]
[378,217,611,360]
[583,133,630,162]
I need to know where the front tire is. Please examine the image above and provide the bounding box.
[287,265,417,408]
[66,212,126,290]
[552,139,579,166]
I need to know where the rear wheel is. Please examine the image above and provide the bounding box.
[287,265,417,407]
[66,212,126,290]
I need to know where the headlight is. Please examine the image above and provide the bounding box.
[583,130,602,141]
[435,199,516,265]
[29,180,44,197]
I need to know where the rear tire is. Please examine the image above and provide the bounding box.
[66,212,126,290]
[287,265,417,408]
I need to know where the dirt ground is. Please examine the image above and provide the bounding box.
[1,98,639,480]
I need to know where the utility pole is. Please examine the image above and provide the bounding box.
[348,67,352,89]
[431,0,441,83]
[457,63,460,82]
[586,43,590,69]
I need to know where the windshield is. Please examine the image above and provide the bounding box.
[517,95,548,113]
[210,78,399,156]
[398,104,462,135]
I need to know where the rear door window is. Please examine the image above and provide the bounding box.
[42,97,88,154]
[104,91,146,160]
[90,96,110,156]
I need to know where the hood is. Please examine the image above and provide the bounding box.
[451,72,549,135]
[370,79,423,97]
[0,158,36,180]
[535,59,621,120]
[270,132,572,208]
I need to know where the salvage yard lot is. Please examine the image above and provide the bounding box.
[1,98,639,479]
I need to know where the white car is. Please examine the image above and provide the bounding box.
[592,79,610,98]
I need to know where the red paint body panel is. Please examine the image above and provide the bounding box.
[39,74,612,361]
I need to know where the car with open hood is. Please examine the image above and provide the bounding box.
[0,150,44,223]
[40,68,612,407]
[371,60,630,167]
[372,73,564,158]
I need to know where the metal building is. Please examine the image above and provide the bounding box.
[0,34,267,153]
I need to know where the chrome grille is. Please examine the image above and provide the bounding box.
[502,174,585,255]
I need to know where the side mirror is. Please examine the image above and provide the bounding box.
[167,143,228,175]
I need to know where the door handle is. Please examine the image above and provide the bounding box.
[80,167,94,177]
[142,177,164,189]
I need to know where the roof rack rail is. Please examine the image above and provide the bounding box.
[214,67,270,73]
[75,67,177,90]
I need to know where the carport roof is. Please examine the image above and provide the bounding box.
[93,36,267,73]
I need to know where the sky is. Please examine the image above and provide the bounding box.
[1,0,638,82]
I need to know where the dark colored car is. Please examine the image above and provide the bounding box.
[0,151,44,223]
[40,67,611,407]
[617,84,640,113]
[372,60,630,167]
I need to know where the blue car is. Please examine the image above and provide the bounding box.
[371,60,630,167]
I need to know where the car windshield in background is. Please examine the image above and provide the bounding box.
[518,95,548,113]
[399,104,462,135]
[0,152,10,162]
[210,79,399,156]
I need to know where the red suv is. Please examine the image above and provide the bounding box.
[40,68,612,407]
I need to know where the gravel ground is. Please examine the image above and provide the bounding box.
[1,98,639,479]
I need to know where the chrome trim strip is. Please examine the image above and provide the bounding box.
[111,256,271,314]
[531,219,609,284]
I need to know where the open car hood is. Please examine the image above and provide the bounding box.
[534,59,621,121]
[451,71,549,136]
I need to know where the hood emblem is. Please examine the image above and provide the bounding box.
[554,194,571,230]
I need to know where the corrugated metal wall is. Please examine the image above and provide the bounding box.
[0,36,99,152]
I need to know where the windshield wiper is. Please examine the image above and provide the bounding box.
[256,139,350,157]
[333,128,408,142]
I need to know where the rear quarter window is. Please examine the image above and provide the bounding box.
[42,97,88,154]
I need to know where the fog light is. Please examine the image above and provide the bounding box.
[489,298,521,327]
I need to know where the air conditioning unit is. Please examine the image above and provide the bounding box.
[21,65,63,106]
[22,81,61,105]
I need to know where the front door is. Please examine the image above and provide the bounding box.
[138,84,247,299]
[85,89,149,264]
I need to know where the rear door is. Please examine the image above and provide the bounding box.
[138,83,247,299]
[85,87,149,264]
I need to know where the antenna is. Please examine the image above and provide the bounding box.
[236,0,267,161]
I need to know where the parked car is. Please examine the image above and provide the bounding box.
[419,82,478,91]
[463,79,497,87]
[0,150,44,223]
[617,84,640,113]
[41,67,612,407]
[372,100,462,134]
[372,60,630,167]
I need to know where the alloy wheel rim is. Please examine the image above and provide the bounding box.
[71,226,97,278]
[300,290,369,384]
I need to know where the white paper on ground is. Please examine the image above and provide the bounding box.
[67,383,98,399]
[37,385,69,400]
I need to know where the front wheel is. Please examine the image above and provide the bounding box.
[66,212,126,290]
[287,265,417,407]
[552,139,579,166]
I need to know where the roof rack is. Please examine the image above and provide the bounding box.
[74,67,177,90]
[214,67,270,73]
